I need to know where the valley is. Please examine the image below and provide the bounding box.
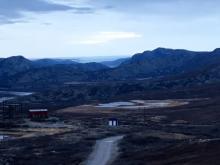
[1,96,220,164]
[1,48,220,91]
[1,48,220,165]
[1,0,219,164]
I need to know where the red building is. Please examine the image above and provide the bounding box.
[29,109,48,120]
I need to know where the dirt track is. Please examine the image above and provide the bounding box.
[86,136,123,165]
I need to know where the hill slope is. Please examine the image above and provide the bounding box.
[2,48,220,90]
[0,56,108,89]
[102,48,220,80]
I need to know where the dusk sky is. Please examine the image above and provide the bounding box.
[0,0,220,58]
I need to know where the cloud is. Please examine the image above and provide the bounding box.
[0,0,94,24]
[89,0,220,18]
[77,31,142,45]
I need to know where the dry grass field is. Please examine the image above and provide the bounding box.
[1,97,220,165]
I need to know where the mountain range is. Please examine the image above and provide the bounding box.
[1,48,220,90]
[103,48,220,79]
[0,56,108,89]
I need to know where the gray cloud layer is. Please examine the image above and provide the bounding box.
[1,0,219,24]
[91,0,220,18]
[0,0,93,24]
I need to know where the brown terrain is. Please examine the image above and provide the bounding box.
[1,96,220,165]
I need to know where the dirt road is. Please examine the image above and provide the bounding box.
[85,136,123,165]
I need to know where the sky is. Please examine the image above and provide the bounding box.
[0,0,220,58]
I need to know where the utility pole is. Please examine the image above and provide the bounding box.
[142,107,146,125]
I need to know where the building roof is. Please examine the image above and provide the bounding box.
[109,118,118,121]
[29,109,48,112]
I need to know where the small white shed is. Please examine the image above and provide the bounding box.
[108,118,118,127]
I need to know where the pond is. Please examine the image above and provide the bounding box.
[95,100,189,109]
[0,91,33,96]
[0,91,33,103]
[96,102,135,108]
[0,135,10,141]
[0,97,15,103]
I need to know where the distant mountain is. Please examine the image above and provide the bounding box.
[11,65,91,89]
[102,48,220,80]
[67,56,130,63]
[33,59,77,67]
[32,59,108,71]
[0,56,109,89]
[79,62,109,71]
[2,48,220,90]
[101,58,130,68]
[0,56,32,77]
[11,63,108,90]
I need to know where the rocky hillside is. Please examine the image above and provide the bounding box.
[0,56,32,77]
[103,48,220,80]
[2,48,220,90]
[0,56,108,89]
[101,57,129,68]
[32,58,77,67]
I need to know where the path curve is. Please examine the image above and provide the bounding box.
[85,136,123,165]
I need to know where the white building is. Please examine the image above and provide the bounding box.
[108,118,118,126]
